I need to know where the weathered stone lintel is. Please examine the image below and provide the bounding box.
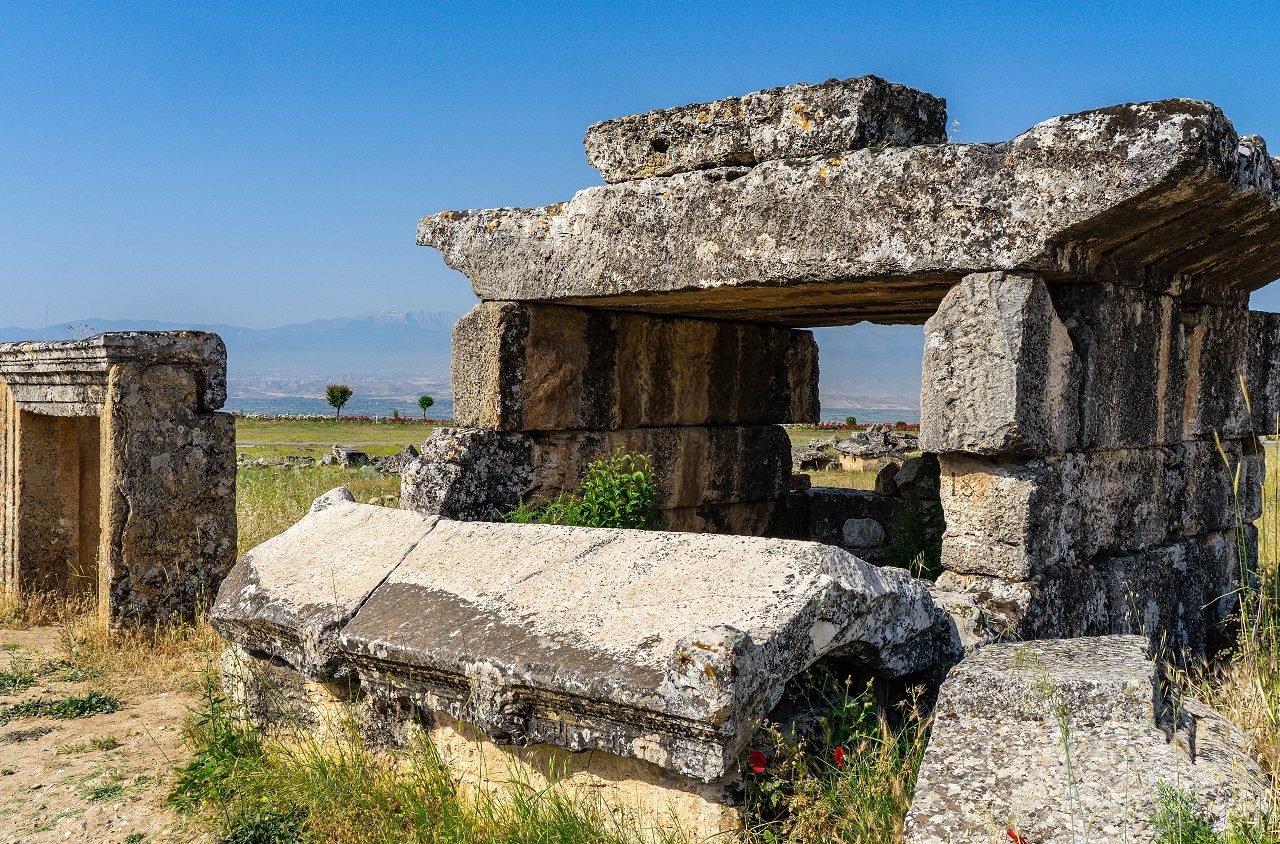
[0,332,227,414]
[400,425,791,519]
[452,302,818,431]
[422,102,1280,324]
[583,75,947,183]
[921,273,1273,455]
[938,441,1261,581]
[937,525,1254,656]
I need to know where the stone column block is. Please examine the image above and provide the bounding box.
[938,439,1262,580]
[452,302,818,431]
[921,273,1260,456]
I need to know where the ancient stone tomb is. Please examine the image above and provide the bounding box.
[409,74,1280,655]
[0,332,236,624]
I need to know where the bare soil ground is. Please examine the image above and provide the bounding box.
[0,628,204,844]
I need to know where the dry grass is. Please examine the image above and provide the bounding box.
[805,469,878,490]
[237,465,402,553]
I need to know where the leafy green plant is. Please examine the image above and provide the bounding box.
[325,384,353,419]
[505,449,660,530]
[0,691,119,724]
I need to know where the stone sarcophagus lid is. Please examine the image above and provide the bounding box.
[0,332,236,625]
[213,490,951,836]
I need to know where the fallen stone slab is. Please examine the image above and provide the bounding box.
[939,440,1262,580]
[905,636,1269,843]
[212,492,439,679]
[400,425,791,520]
[337,518,950,782]
[583,75,947,183]
[452,301,818,430]
[921,273,1268,456]
[420,102,1280,325]
[937,524,1254,654]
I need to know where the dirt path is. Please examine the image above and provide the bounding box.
[0,629,205,844]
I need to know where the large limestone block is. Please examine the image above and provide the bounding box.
[938,440,1262,580]
[338,519,949,781]
[1247,309,1280,434]
[100,362,237,625]
[922,274,1261,455]
[452,302,818,430]
[400,425,791,520]
[583,75,947,183]
[420,102,1280,325]
[905,637,1269,843]
[938,525,1254,655]
[213,494,439,679]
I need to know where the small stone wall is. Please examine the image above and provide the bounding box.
[0,332,236,625]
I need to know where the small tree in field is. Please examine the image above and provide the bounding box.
[845,415,857,426]
[418,395,434,419]
[326,384,353,419]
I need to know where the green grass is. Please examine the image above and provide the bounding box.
[0,691,120,725]
[235,418,442,448]
[237,465,403,553]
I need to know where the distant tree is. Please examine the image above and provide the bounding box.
[418,395,435,419]
[845,415,857,426]
[326,384,353,419]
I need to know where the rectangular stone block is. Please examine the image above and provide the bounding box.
[452,302,818,430]
[583,75,947,183]
[937,525,1254,656]
[939,439,1262,580]
[922,274,1257,455]
[1247,309,1280,435]
[527,424,791,510]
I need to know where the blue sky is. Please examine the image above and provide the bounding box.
[3,1,1279,329]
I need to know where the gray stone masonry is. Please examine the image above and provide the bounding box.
[905,637,1269,843]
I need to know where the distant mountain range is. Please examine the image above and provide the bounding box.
[0,312,924,413]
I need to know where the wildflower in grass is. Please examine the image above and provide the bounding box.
[834,746,847,768]
[1006,826,1028,844]
[749,750,767,774]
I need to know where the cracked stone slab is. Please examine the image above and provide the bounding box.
[212,493,439,679]
[905,636,1269,843]
[452,301,818,430]
[337,519,950,781]
[421,101,1280,325]
[583,75,947,183]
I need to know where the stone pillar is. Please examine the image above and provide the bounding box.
[403,302,818,531]
[921,272,1269,656]
[0,333,236,626]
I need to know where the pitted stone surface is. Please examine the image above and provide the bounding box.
[421,101,1280,325]
[922,274,1269,455]
[938,439,1262,580]
[583,75,947,183]
[212,497,439,679]
[937,525,1254,654]
[336,518,950,781]
[400,428,533,521]
[905,636,1269,843]
[452,301,818,430]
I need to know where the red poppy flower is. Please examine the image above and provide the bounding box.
[1006,828,1028,844]
[748,751,767,774]
[834,746,847,768]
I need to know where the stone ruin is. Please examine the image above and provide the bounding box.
[205,75,1280,836]
[0,332,236,624]
[409,74,1280,657]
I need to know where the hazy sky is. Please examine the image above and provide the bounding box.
[4,1,1280,329]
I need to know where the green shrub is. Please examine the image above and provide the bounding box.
[505,449,660,530]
